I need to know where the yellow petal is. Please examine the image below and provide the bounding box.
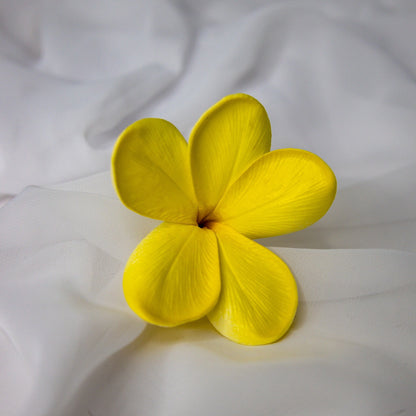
[189,94,271,221]
[123,222,220,327]
[208,223,298,345]
[209,149,337,239]
[112,118,198,224]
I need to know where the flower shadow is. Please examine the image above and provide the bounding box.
[137,317,219,346]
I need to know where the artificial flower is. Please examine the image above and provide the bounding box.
[111,93,336,345]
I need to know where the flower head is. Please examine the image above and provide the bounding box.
[112,94,336,345]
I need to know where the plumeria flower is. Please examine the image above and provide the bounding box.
[112,94,336,345]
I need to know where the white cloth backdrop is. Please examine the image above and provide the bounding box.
[1,1,416,415]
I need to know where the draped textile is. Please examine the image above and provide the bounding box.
[1,1,416,415]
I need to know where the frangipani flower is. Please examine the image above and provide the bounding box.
[112,94,336,345]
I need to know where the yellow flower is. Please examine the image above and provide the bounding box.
[111,93,336,345]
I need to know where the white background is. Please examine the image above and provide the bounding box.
[1,1,415,415]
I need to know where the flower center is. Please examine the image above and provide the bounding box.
[197,218,214,229]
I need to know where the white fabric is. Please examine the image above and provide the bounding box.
[1,1,416,415]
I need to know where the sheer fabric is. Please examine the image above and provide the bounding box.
[1,1,416,415]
